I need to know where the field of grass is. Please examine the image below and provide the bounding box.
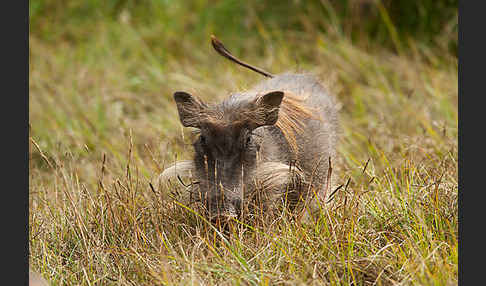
[29,1,458,285]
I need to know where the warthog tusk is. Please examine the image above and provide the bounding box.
[158,160,195,184]
[254,162,305,191]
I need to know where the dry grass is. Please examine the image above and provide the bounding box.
[29,4,457,285]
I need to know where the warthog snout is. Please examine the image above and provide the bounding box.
[203,187,242,219]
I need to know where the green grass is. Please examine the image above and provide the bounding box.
[29,1,457,285]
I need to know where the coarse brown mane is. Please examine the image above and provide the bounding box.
[275,91,320,154]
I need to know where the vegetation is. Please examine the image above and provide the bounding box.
[29,1,457,285]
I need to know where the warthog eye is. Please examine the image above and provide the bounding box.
[199,135,206,145]
[245,135,252,147]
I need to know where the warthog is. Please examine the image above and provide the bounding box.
[160,36,340,221]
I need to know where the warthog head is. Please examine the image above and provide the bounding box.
[173,90,285,220]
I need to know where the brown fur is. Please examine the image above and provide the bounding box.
[274,92,320,153]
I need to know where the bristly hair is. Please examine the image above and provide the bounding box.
[274,92,320,153]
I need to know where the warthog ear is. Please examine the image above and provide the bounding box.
[174,91,207,128]
[254,91,284,127]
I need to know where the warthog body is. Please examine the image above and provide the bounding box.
[161,37,340,220]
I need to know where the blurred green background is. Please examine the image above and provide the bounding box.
[30,0,457,57]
